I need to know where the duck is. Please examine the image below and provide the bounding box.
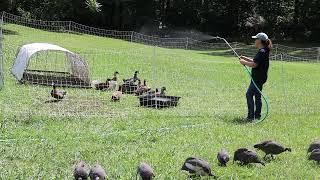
[95,79,111,91]
[136,162,155,180]
[124,71,140,83]
[74,161,89,180]
[181,157,216,178]
[89,165,107,180]
[233,148,265,166]
[217,149,230,166]
[51,83,66,100]
[111,71,119,81]
[111,86,123,101]
[132,71,140,83]
[254,140,291,159]
[108,71,119,90]
[308,149,320,164]
[156,87,166,97]
[308,140,320,153]
[135,80,151,96]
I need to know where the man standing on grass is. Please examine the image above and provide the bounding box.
[239,33,272,121]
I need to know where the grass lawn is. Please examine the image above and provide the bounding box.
[0,24,320,179]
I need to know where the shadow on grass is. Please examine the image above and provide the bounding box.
[218,116,253,125]
[3,29,20,35]
[230,117,251,124]
[199,50,236,57]
[44,99,62,103]
[198,46,257,58]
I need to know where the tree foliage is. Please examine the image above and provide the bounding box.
[0,0,319,41]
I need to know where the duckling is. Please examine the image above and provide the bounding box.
[51,83,66,100]
[111,86,123,101]
[95,79,111,91]
[217,149,230,166]
[74,161,89,180]
[137,162,155,180]
[89,165,107,180]
[308,149,320,164]
[181,157,216,178]
[135,80,151,96]
[233,148,265,166]
[254,140,291,159]
[308,140,320,153]
[156,87,166,97]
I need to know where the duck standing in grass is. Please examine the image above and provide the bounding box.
[74,161,89,180]
[308,140,320,153]
[137,162,155,180]
[233,148,265,166]
[217,149,230,166]
[132,71,140,83]
[89,165,107,180]
[124,71,140,83]
[111,85,123,101]
[109,71,119,90]
[181,157,216,178]
[111,71,119,81]
[254,140,291,159]
[308,149,320,164]
[51,83,66,100]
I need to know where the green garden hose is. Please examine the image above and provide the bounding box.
[214,37,269,123]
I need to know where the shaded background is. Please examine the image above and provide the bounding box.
[0,0,320,43]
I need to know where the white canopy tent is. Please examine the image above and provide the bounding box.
[11,43,91,87]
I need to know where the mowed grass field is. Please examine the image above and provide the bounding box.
[0,24,320,179]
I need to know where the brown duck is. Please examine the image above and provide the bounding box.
[254,140,291,158]
[89,164,107,180]
[111,86,123,101]
[51,83,66,100]
[156,87,166,97]
[74,161,89,180]
[95,79,111,90]
[135,80,151,96]
[111,71,119,81]
[137,162,155,180]
[233,148,265,166]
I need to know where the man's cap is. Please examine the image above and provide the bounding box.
[252,33,269,41]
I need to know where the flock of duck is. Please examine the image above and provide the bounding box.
[50,71,167,102]
[73,140,320,179]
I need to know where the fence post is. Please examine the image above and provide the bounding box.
[317,47,320,63]
[275,44,278,61]
[68,21,72,33]
[185,37,189,50]
[0,11,4,89]
[130,31,134,42]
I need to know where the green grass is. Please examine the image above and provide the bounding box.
[1,24,320,179]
